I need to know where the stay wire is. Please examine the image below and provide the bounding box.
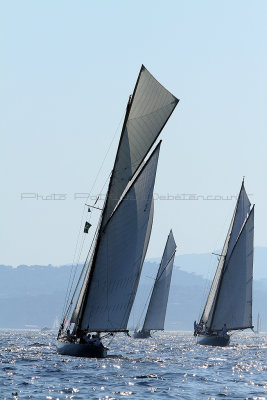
[61,113,124,324]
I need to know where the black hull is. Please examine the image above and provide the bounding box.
[56,340,107,358]
[197,334,230,347]
[133,330,151,339]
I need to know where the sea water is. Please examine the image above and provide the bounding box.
[0,330,266,399]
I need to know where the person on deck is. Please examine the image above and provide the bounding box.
[194,321,197,336]
[92,335,101,346]
[66,329,73,342]
[82,333,94,344]
[220,323,227,337]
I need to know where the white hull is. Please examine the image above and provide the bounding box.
[56,340,107,358]
[133,330,151,339]
[197,334,230,347]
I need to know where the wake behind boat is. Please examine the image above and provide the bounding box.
[195,180,254,346]
[56,65,179,357]
[134,230,176,339]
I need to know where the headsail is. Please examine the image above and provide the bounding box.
[142,230,177,331]
[77,143,161,331]
[101,65,179,227]
[200,181,254,331]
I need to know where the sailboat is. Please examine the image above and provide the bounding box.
[52,316,60,331]
[195,180,254,346]
[56,65,179,357]
[256,313,261,334]
[134,230,176,338]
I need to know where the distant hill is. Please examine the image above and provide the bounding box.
[148,246,267,280]
[130,261,267,331]
[0,256,266,331]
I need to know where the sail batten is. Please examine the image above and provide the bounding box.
[142,230,176,331]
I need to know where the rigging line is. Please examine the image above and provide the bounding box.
[62,208,95,318]
[63,218,102,323]
[135,279,155,331]
[197,254,217,321]
[106,333,116,347]
[85,112,124,203]
[61,203,90,320]
[61,214,84,318]
[63,233,87,317]
[65,213,94,306]
[106,230,110,326]
[61,114,124,323]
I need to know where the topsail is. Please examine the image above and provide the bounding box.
[101,65,179,227]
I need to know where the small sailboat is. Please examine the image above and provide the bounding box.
[256,313,261,334]
[56,65,179,357]
[195,180,254,346]
[52,316,60,331]
[134,230,177,338]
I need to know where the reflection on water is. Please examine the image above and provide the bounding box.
[0,330,266,399]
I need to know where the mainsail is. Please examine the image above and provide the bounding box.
[200,181,254,332]
[68,65,179,334]
[142,230,176,331]
[79,143,161,331]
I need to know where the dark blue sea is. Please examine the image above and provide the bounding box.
[0,330,266,399]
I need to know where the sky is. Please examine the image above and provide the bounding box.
[1,0,267,266]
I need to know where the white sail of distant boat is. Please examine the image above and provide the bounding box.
[52,316,59,330]
[134,230,177,338]
[195,180,254,346]
[256,313,261,334]
[56,65,179,357]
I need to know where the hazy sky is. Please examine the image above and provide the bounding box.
[1,1,266,266]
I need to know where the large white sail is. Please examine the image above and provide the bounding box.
[225,183,251,264]
[211,206,254,331]
[79,143,161,331]
[142,230,176,331]
[201,182,251,327]
[101,65,179,227]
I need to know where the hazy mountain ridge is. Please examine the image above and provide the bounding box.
[0,251,266,330]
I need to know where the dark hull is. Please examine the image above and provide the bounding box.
[197,334,230,347]
[56,340,107,358]
[133,330,151,339]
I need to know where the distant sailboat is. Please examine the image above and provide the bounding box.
[256,313,261,334]
[41,316,60,332]
[134,230,177,338]
[52,316,59,331]
[56,65,179,357]
[195,180,254,346]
